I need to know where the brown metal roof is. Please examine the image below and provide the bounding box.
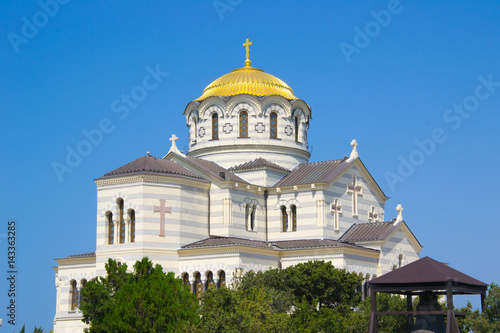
[369,256,488,288]
[182,155,249,184]
[181,236,378,252]
[229,157,290,173]
[58,251,96,260]
[274,158,350,186]
[96,155,206,181]
[339,221,397,242]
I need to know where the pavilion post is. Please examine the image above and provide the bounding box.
[405,292,413,331]
[481,291,486,313]
[369,287,377,333]
[446,282,453,333]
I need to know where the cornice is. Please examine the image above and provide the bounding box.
[95,174,211,189]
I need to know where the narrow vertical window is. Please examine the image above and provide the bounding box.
[291,205,297,231]
[398,254,403,268]
[281,206,288,232]
[79,279,87,306]
[107,211,114,245]
[118,199,125,244]
[250,205,256,231]
[239,111,249,138]
[70,280,78,310]
[212,113,219,140]
[195,272,203,296]
[270,112,278,138]
[294,116,299,142]
[130,209,135,243]
[207,271,215,289]
[183,273,190,289]
[217,270,226,288]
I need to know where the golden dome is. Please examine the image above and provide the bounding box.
[195,65,298,101]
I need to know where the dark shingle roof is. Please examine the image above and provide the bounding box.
[183,156,249,184]
[96,155,206,181]
[59,251,96,259]
[181,236,378,252]
[274,158,349,186]
[229,158,290,173]
[368,256,488,288]
[339,221,397,242]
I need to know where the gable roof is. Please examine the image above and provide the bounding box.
[96,155,206,181]
[274,158,349,186]
[165,153,250,184]
[368,256,488,289]
[229,157,290,173]
[339,221,397,242]
[181,236,379,252]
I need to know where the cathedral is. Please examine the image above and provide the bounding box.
[53,40,422,332]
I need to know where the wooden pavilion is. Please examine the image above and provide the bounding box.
[367,256,488,333]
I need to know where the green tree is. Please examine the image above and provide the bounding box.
[80,257,199,333]
[457,283,500,333]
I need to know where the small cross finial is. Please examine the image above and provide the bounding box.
[243,38,253,67]
[395,204,404,225]
[168,134,180,154]
[346,139,359,163]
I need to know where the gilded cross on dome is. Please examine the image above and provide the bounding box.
[243,38,253,66]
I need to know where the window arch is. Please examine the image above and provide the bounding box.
[79,279,87,305]
[190,116,197,142]
[291,205,297,231]
[212,113,219,140]
[239,111,249,138]
[270,112,278,139]
[117,198,125,244]
[281,206,288,232]
[217,270,226,288]
[195,272,203,296]
[206,271,215,289]
[392,264,397,271]
[365,273,371,281]
[70,280,78,310]
[294,116,299,142]
[106,211,114,245]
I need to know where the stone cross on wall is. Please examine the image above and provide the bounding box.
[348,175,362,217]
[331,198,342,231]
[154,199,171,237]
[369,206,378,222]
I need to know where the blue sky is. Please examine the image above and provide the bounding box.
[1,0,500,330]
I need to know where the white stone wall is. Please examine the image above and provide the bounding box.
[185,95,311,170]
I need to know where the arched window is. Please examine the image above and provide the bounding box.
[207,271,215,289]
[365,273,371,281]
[291,205,297,231]
[182,273,190,289]
[398,254,403,268]
[70,280,78,310]
[117,198,125,244]
[250,205,256,231]
[212,113,219,140]
[195,272,203,296]
[392,265,397,271]
[106,211,114,245]
[281,206,288,232]
[79,279,87,305]
[270,112,278,139]
[130,209,135,243]
[217,270,226,288]
[189,116,197,142]
[294,116,299,142]
[239,111,249,138]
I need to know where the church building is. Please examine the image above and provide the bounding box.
[53,40,422,332]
